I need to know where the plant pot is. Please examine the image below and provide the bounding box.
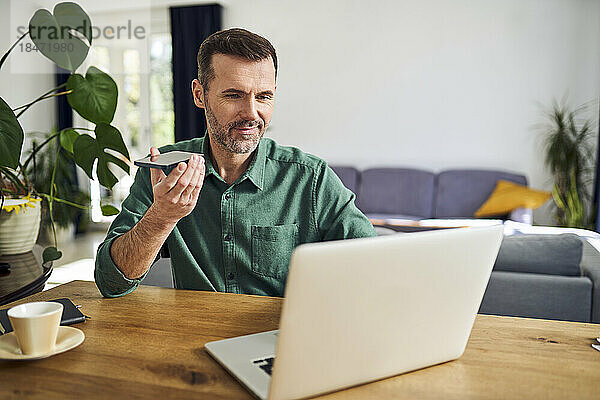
[0,197,42,255]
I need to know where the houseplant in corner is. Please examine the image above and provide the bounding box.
[0,2,129,262]
[541,99,596,229]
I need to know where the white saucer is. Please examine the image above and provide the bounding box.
[0,326,85,361]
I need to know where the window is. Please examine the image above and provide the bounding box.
[123,49,141,148]
[150,34,174,148]
[74,32,174,223]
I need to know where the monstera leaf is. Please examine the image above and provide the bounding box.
[28,2,92,72]
[0,97,24,169]
[73,123,130,189]
[67,66,118,124]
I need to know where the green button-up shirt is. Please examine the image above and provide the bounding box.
[95,136,376,298]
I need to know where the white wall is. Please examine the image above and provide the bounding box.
[3,0,600,223]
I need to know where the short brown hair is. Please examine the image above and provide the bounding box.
[197,28,278,91]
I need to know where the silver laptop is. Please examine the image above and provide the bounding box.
[205,225,504,400]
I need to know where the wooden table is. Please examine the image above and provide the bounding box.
[0,281,599,399]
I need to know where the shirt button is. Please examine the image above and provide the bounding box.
[224,234,232,241]
[227,272,235,280]
[225,193,231,200]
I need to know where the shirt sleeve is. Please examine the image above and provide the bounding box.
[94,166,154,298]
[313,161,377,240]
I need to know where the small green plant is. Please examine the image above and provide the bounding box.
[0,2,129,262]
[541,99,596,229]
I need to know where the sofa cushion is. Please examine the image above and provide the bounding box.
[494,234,583,276]
[474,180,550,217]
[330,166,360,195]
[434,170,528,218]
[479,270,592,322]
[358,168,435,218]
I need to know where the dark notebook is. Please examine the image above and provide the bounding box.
[0,298,86,335]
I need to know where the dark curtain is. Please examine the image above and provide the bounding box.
[170,4,222,142]
[55,66,72,130]
[55,66,83,233]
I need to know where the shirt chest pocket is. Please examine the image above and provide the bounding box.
[251,224,299,279]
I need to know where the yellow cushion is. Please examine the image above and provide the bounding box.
[474,180,551,217]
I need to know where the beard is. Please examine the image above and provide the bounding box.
[204,101,267,154]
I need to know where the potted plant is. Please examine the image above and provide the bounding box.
[541,99,596,229]
[0,2,130,262]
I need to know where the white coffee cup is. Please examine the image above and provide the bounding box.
[7,301,63,356]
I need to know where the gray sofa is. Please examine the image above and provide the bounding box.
[480,234,600,323]
[331,166,531,222]
[330,166,599,323]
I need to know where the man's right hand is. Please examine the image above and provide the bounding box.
[147,146,206,225]
[109,147,205,280]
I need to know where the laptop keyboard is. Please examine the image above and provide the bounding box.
[253,357,275,375]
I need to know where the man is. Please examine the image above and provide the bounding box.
[95,28,376,298]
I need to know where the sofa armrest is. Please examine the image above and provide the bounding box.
[509,207,532,224]
[580,239,600,323]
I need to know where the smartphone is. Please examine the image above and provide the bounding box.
[134,151,203,170]
[0,298,86,335]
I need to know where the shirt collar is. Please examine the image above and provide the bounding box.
[201,134,266,190]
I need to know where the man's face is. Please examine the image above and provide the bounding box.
[192,54,276,154]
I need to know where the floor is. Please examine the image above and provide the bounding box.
[43,229,107,290]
